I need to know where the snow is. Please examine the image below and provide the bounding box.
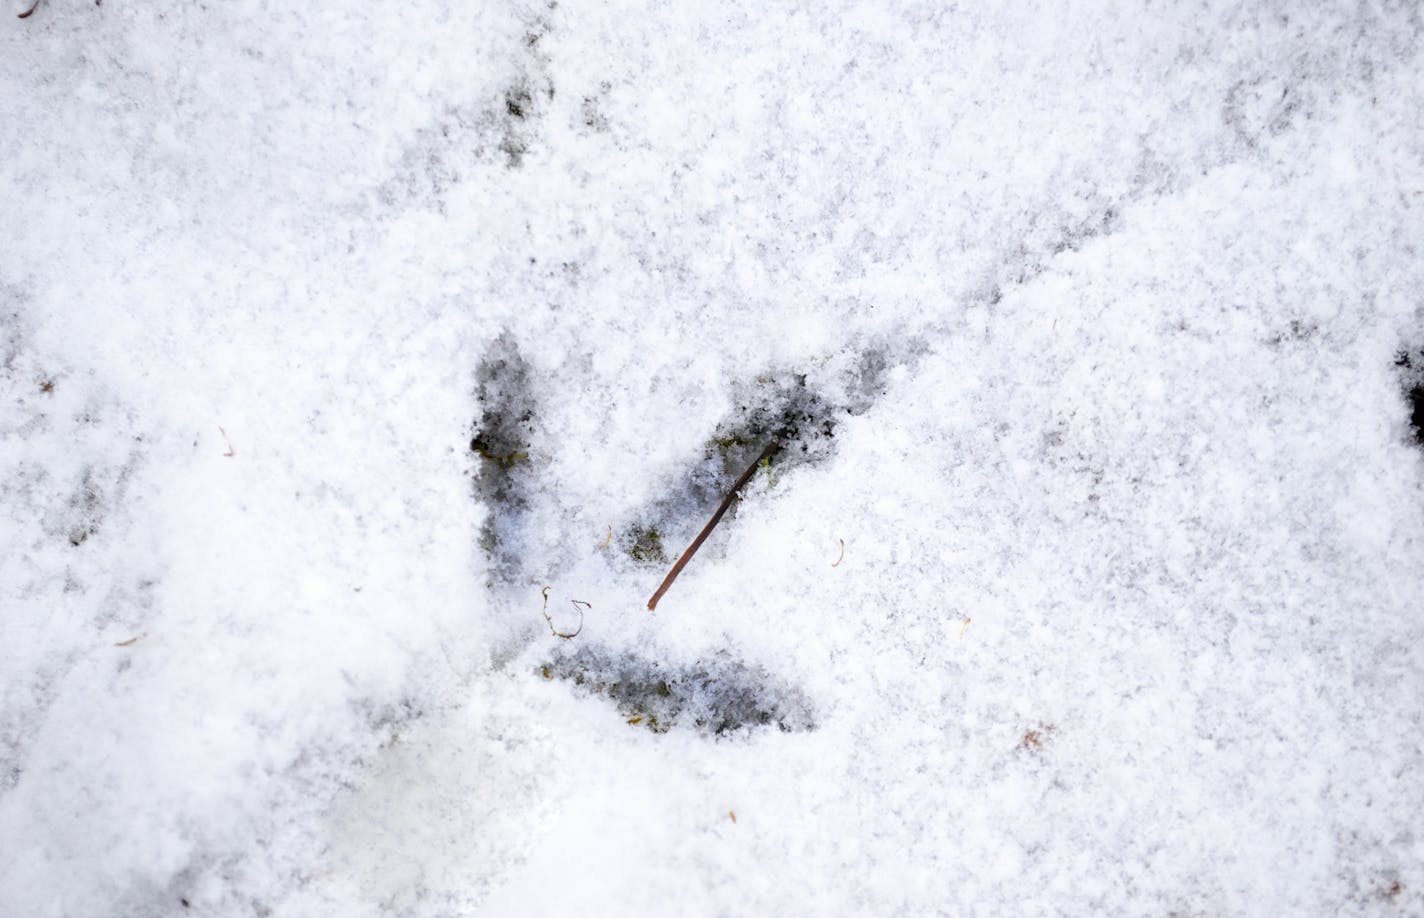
[3,1,1423,915]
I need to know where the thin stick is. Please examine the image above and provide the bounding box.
[647,439,780,611]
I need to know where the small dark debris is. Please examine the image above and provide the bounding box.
[17,0,39,19]
[623,525,667,564]
[581,96,609,132]
[39,378,54,394]
[470,434,529,468]
[1266,318,1318,348]
[505,88,532,120]
[1019,724,1055,752]
[180,899,190,909]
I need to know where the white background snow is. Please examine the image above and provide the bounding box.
[3,1,1423,915]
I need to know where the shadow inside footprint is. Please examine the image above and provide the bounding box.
[539,644,816,738]
[1397,347,1424,449]
[471,332,539,579]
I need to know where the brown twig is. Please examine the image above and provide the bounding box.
[647,439,780,611]
[831,538,845,567]
[17,0,39,18]
[114,632,147,647]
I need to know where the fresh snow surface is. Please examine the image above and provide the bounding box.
[3,2,1424,915]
